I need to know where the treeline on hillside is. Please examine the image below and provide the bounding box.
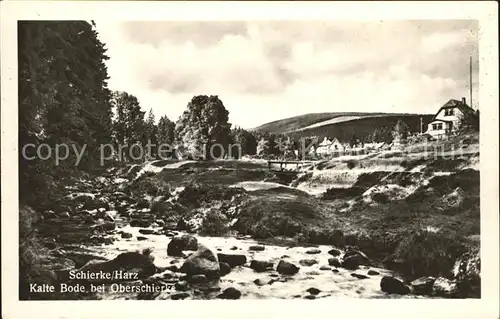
[287,114,435,143]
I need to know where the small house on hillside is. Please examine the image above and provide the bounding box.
[310,137,345,157]
[364,142,386,153]
[426,97,477,139]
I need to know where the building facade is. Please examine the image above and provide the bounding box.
[426,97,476,139]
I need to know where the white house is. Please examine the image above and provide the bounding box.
[425,97,477,139]
[312,137,345,157]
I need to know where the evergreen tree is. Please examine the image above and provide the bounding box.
[157,115,176,152]
[143,109,158,160]
[18,21,113,206]
[111,91,145,161]
[230,127,257,157]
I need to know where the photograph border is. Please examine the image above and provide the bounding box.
[2,1,499,318]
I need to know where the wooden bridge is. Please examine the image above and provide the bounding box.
[267,160,315,173]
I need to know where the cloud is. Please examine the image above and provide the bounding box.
[96,20,479,129]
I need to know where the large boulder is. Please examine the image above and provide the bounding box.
[341,256,360,270]
[179,245,220,279]
[277,260,300,275]
[343,249,370,264]
[380,276,410,295]
[167,235,198,257]
[217,253,247,268]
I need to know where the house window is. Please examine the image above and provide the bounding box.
[445,109,454,116]
[437,123,443,130]
[432,124,437,130]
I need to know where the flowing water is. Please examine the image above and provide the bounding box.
[83,223,424,300]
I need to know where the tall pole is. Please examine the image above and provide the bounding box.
[470,55,473,109]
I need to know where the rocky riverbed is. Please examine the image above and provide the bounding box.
[81,224,426,300]
[30,160,478,300]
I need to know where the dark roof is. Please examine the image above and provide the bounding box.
[429,119,454,124]
[433,99,477,120]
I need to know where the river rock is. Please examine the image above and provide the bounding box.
[139,228,155,235]
[341,256,360,270]
[319,266,331,271]
[344,249,370,265]
[249,245,265,251]
[93,222,116,232]
[188,274,208,283]
[380,276,410,295]
[253,278,274,286]
[167,234,198,257]
[367,270,380,276]
[305,248,321,254]
[217,287,242,300]
[351,273,369,280]
[277,260,300,275]
[328,257,341,267]
[328,248,342,256]
[250,260,274,272]
[306,287,321,295]
[82,198,110,211]
[411,277,436,295]
[304,295,316,300]
[175,280,189,291]
[299,259,318,266]
[433,277,458,297]
[137,236,148,241]
[179,245,220,279]
[130,219,151,228]
[217,253,247,268]
[219,262,231,276]
[120,231,133,239]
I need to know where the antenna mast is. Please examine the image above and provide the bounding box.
[470,55,473,109]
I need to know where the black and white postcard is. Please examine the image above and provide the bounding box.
[1,1,499,318]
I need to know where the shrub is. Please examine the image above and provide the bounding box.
[199,210,230,236]
[126,175,171,198]
[346,160,356,169]
[391,229,467,279]
[372,192,390,204]
[19,205,55,300]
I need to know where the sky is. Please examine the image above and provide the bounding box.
[96,20,478,129]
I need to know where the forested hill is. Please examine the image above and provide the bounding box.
[252,112,434,142]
